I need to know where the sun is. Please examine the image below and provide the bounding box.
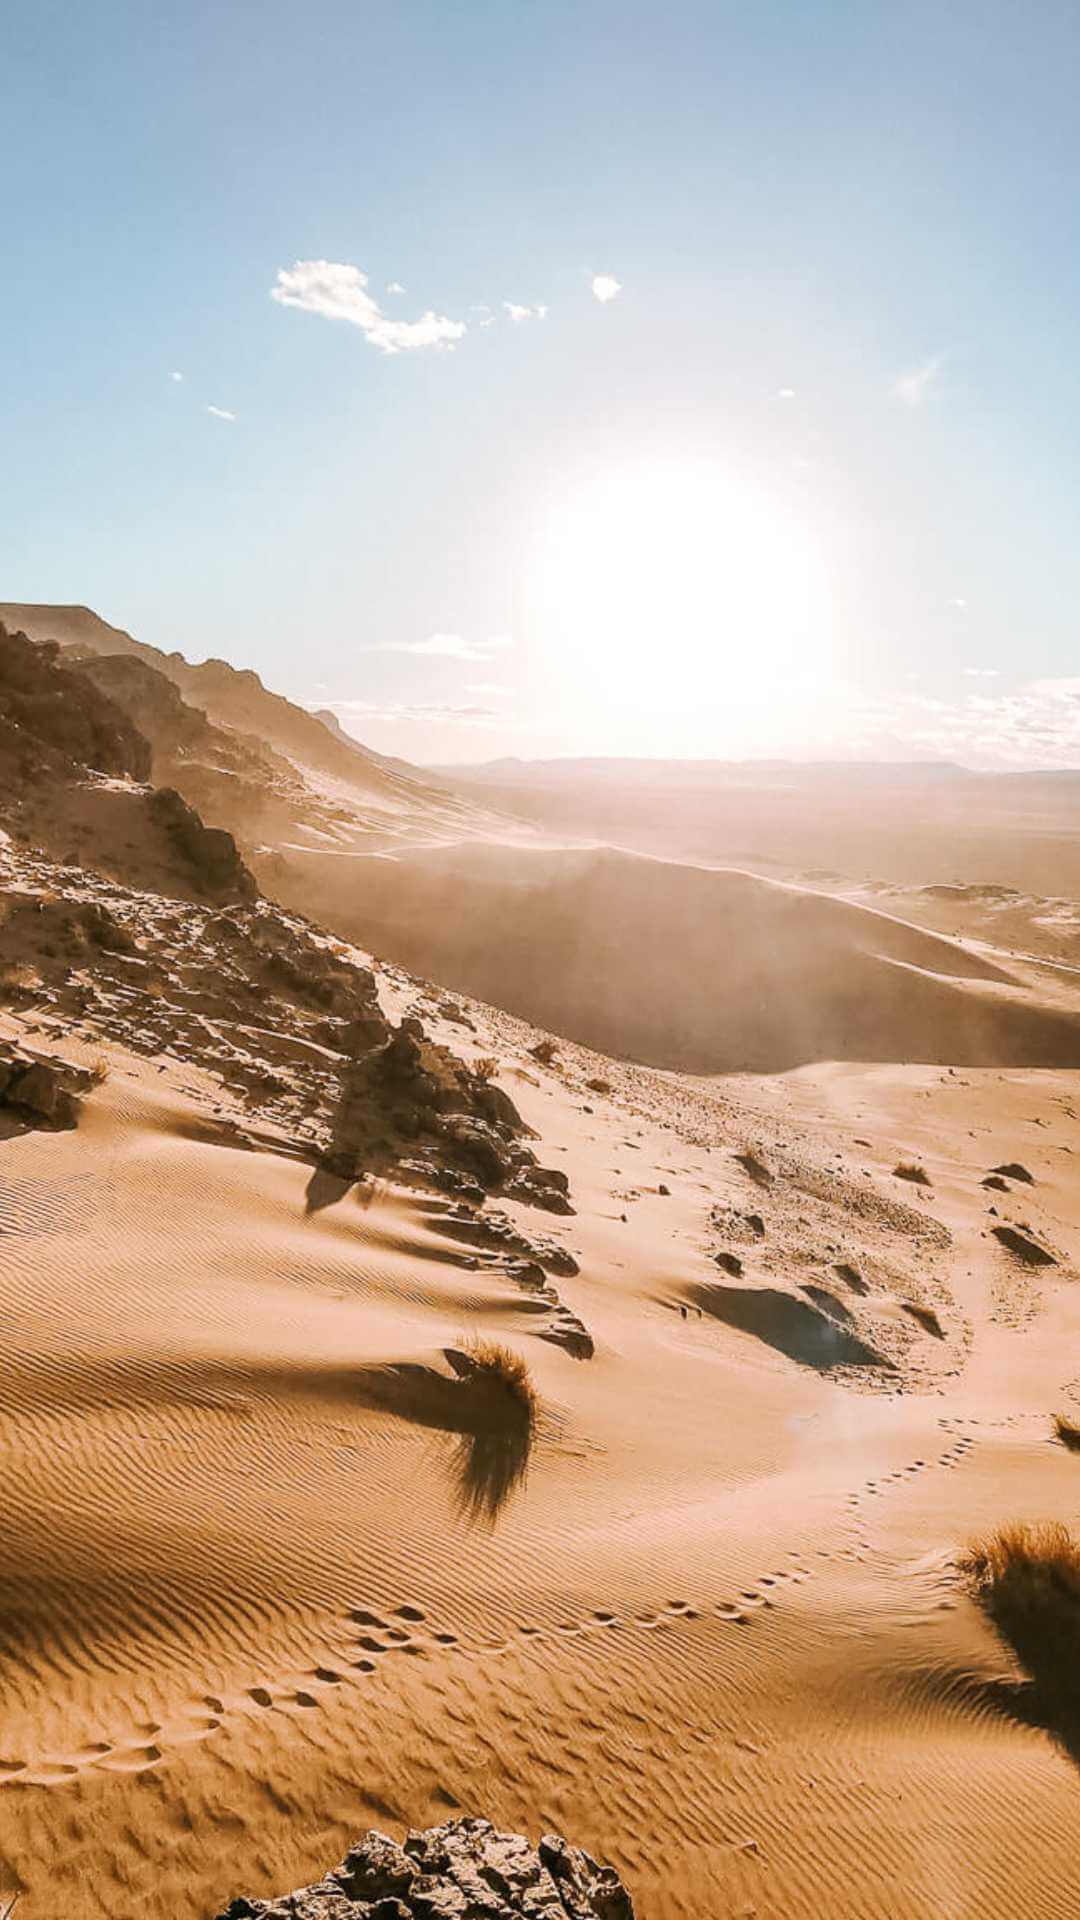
[523,457,833,750]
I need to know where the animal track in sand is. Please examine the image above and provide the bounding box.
[841,1427,977,1560]
[0,1440,981,1793]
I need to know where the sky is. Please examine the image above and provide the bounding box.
[5,0,1080,767]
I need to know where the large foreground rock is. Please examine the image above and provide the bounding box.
[214,1817,634,1919]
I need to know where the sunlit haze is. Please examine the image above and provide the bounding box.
[7,2,1080,767]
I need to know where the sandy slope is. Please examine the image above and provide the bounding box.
[297,840,1080,1074]
[3,973,1080,1919]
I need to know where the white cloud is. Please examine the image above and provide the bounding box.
[206,404,236,421]
[591,273,622,304]
[963,666,999,678]
[503,301,548,323]
[948,596,968,610]
[272,260,466,354]
[776,386,796,399]
[838,675,1080,769]
[170,370,184,383]
[372,632,512,662]
[892,354,943,407]
[386,281,406,294]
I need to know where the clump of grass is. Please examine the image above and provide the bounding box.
[894,1160,932,1186]
[1053,1413,1080,1452]
[529,1038,559,1066]
[472,1054,499,1083]
[446,1338,538,1523]
[960,1522,1080,1715]
[585,1075,611,1094]
[87,1054,110,1087]
[961,1522,1080,1596]
[457,1337,537,1427]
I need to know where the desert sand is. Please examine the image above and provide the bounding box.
[2,611,1080,1918]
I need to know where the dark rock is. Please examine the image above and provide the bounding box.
[150,787,256,900]
[990,1162,1034,1184]
[214,1819,633,1919]
[992,1224,1056,1266]
[714,1251,744,1277]
[0,624,152,779]
[507,1164,574,1216]
[473,1082,525,1133]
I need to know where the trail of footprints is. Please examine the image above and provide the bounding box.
[1,1425,980,1790]
[843,1423,976,1559]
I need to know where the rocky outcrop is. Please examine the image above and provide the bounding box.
[325,1015,575,1213]
[214,1817,633,1920]
[0,1044,96,1131]
[149,787,257,901]
[0,623,151,780]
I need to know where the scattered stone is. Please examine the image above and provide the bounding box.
[213,1817,634,1920]
[714,1251,744,1277]
[991,1162,1035,1184]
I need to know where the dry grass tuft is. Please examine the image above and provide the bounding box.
[457,1337,538,1425]
[87,1054,110,1087]
[894,1160,932,1186]
[472,1054,499,1083]
[529,1038,559,1066]
[1053,1413,1080,1452]
[446,1338,539,1522]
[961,1522,1080,1716]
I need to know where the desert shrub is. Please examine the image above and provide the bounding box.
[586,1075,611,1093]
[87,1054,110,1087]
[446,1338,538,1522]
[457,1337,537,1428]
[529,1038,559,1066]
[961,1522,1080,1713]
[473,1054,499,1083]
[894,1161,931,1186]
[1053,1413,1080,1452]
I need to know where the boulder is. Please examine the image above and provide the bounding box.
[213,1818,633,1919]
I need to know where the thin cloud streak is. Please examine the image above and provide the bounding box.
[370,633,511,662]
[272,260,466,354]
[892,354,943,406]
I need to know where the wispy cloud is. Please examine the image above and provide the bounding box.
[272,260,466,354]
[320,697,500,726]
[206,404,236,421]
[892,354,943,407]
[372,632,511,662]
[591,273,622,304]
[962,666,999,678]
[169,370,184,383]
[839,675,1080,769]
[386,280,405,294]
[776,386,795,399]
[503,300,548,323]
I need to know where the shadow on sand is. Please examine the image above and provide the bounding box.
[354,1353,535,1525]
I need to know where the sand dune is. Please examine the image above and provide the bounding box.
[5,610,1080,1919]
[300,840,1080,1072]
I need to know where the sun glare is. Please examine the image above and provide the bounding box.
[525,458,833,749]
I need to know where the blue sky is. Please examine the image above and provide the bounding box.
[5,0,1080,764]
